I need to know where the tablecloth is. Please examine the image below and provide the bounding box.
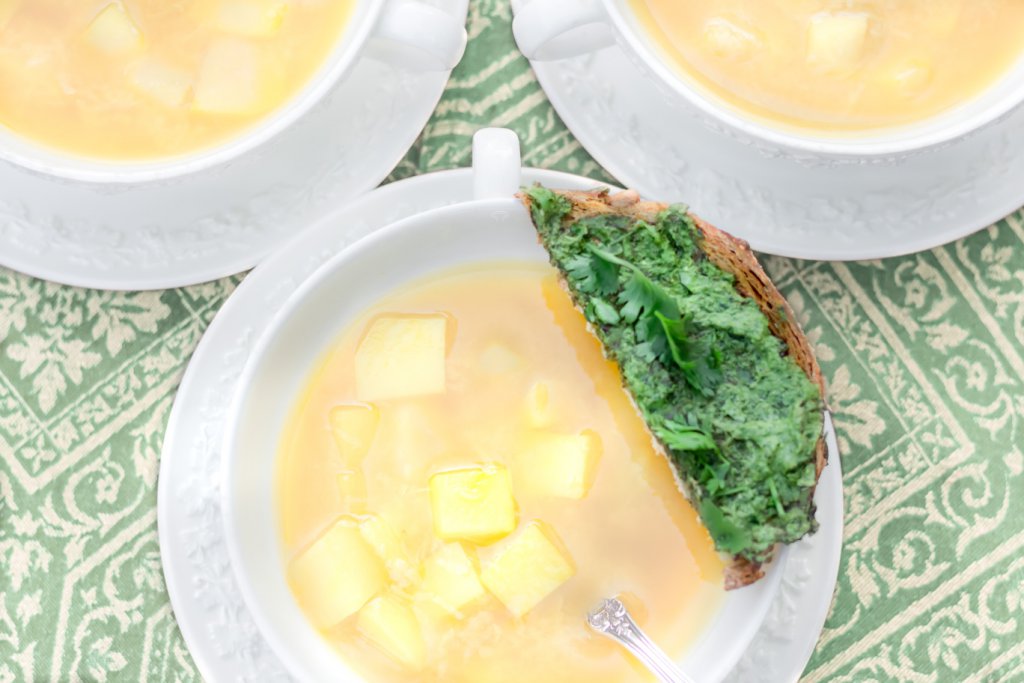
[1,2,1022,681]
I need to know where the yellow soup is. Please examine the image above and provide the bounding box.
[0,0,354,160]
[277,264,724,683]
[630,0,1024,132]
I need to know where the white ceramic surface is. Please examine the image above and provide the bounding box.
[222,201,782,683]
[512,0,1024,159]
[0,0,466,183]
[511,1,1024,260]
[213,129,838,682]
[157,159,843,683]
[0,0,467,290]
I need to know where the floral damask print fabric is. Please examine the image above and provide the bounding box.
[1,2,1022,681]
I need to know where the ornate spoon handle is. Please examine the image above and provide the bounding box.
[587,598,697,683]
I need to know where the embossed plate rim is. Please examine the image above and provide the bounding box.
[157,166,844,683]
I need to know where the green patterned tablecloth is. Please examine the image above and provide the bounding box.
[2,3,1023,682]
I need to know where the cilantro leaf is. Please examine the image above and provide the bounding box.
[587,244,635,270]
[565,250,619,296]
[591,297,621,325]
[618,271,679,324]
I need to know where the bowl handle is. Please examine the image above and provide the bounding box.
[365,1,468,72]
[513,0,615,61]
[472,128,522,200]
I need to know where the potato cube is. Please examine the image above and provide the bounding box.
[84,3,143,56]
[884,59,932,95]
[807,12,868,70]
[357,594,427,671]
[524,381,552,428]
[288,518,386,628]
[355,315,447,402]
[515,431,602,499]
[429,465,516,544]
[703,18,759,60]
[420,543,486,615]
[329,404,380,464]
[215,0,288,36]
[128,58,192,107]
[193,38,265,115]
[480,521,575,618]
[478,342,521,375]
[359,514,418,587]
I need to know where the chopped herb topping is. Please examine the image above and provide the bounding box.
[525,186,824,564]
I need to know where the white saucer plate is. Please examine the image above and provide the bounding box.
[0,0,467,291]
[157,165,844,683]
[513,7,1024,260]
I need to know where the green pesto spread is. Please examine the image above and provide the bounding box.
[525,187,824,564]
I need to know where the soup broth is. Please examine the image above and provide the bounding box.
[277,264,724,683]
[0,0,354,160]
[630,0,1024,132]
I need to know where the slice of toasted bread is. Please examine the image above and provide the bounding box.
[521,188,828,589]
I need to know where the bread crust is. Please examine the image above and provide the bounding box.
[521,188,828,589]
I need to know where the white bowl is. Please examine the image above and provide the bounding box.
[512,0,1024,160]
[0,0,466,184]
[222,129,785,682]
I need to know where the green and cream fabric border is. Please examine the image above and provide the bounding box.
[1,2,1022,681]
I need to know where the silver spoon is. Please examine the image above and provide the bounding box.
[587,597,697,683]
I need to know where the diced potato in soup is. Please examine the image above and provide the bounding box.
[84,4,143,56]
[477,342,522,375]
[214,0,289,37]
[629,0,1024,132]
[359,514,408,565]
[288,519,386,628]
[276,266,726,683]
[419,543,487,615]
[359,514,419,587]
[702,18,758,60]
[329,403,380,464]
[480,521,576,618]
[127,58,193,107]
[524,380,552,428]
[355,316,448,402]
[429,465,517,544]
[357,594,427,671]
[193,38,270,115]
[807,13,868,71]
[515,431,602,499]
